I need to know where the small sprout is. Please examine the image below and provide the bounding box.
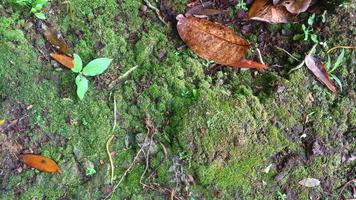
[15,0,48,19]
[71,54,112,100]
[325,49,345,91]
[85,167,96,176]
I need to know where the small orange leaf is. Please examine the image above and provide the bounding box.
[19,154,61,173]
[50,53,73,69]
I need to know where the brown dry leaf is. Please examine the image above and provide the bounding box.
[248,0,295,23]
[43,22,70,54]
[305,55,337,93]
[176,15,266,69]
[19,154,61,173]
[277,0,312,14]
[50,53,73,69]
[186,2,225,17]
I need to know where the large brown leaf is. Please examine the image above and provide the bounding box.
[248,0,295,23]
[305,55,336,93]
[43,22,70,54]
[176,15,266,69]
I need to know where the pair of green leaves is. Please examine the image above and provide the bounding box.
[72,54,113,100]
[16,0,48,19]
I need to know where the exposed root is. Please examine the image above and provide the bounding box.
[143,0,169,26]
[106,135,115,184]
[275,46,300,62]
[255,47,266,66]
[104,148,144,200]
[327,45,356,54]
[337,179,356,200]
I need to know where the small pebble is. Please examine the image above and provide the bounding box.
[140,5,147,13]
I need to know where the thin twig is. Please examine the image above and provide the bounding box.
[327,45,356,54]
[143,0,169,26]
[275,46,300,62]
[255,47,266,66]
[118,65,139,81]
[108,65,139,91]
[106,135,115,184]
[337,179,356,200]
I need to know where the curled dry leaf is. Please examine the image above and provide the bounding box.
[50,53,73,69]
[43,22,70,54]
[19,154,61,173]
[248,0,295,23]
[176,15,265,69]
[277,0,312,14]
[305,54,337,93]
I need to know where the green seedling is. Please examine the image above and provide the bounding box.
[236,0,248,11]
[325,49,345,91]
[85,166,96,176]
[294,13,318,43]
[72,54,113,100]
[15,0,48,19]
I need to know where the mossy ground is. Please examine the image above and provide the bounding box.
[0,0,355,199]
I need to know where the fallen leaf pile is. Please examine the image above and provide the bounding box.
[19,154,61,173]
[177,15,265,69]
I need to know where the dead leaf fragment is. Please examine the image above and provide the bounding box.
[50,53,73,69]
[248,0,295,23]
[43,22,70,54]
[176,15,265,68]
[277,0,312,14]
[186,2,225,17]
[19,154,61,173]
[305,55,337,93]
[299,178,320,187]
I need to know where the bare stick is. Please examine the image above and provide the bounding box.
[108,65,139,90]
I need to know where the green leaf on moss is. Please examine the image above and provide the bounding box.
[72,54,83,73]
[82,58,112,76]
[75,75,89,100]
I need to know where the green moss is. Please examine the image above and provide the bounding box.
[1,0,355,199]
[173,86,291,197]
